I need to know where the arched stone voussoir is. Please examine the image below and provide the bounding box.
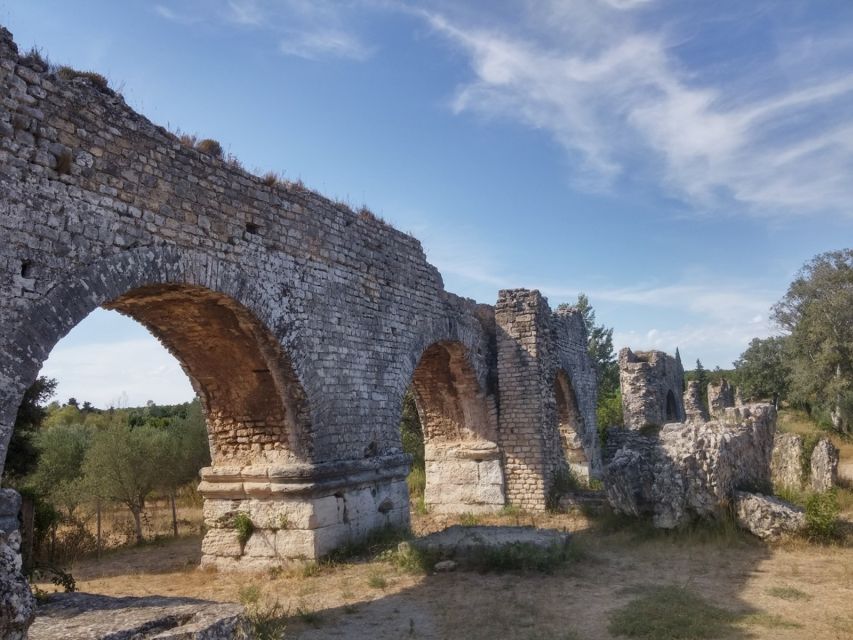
[0,244,317,471]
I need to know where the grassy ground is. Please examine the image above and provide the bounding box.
[33,410,853,639]
[35,507,853,640]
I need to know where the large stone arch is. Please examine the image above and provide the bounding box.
[0,245,314,470]
[394,296,505,513]
[409,340,505,513]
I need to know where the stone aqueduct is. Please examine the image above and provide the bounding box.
[0,28,601,569]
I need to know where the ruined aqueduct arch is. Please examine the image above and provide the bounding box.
[0,25,601,571]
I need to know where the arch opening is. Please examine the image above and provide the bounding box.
[405,341,505,514]
[665,389,678,423]
[104,284,312,465]
[554,369,590,483]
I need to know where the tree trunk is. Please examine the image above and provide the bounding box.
[131,507,143,545]
[170,492,178,538]
[96,501,102,560]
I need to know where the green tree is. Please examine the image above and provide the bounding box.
[694,359,709,410]
[157,400,210,536]
[82,421,168,544]
[561,294,622,428]
[4,376,57,482]
[733,336,790,408]
[572,294,619,395]
[772,249,853,433]
[29,423,93,520]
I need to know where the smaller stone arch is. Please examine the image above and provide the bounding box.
[665,390,679,422]
[408,341,505,514]
[554,369,591,482]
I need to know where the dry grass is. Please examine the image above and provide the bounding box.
[34,507,853,639]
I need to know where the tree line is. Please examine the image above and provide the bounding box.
[734,249,852,433]
[4,390,210,566]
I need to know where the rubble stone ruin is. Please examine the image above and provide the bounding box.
[0,23,601,617]
[618,348,686,429]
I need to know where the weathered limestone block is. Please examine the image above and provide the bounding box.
[708,379,735,419]
[29,592,246,639]
[424,441,506,514]
[733,491,805,541]
[603,404,776,529]
[683,380,709,423]
[0,530,33,640]
[771,432,804,491]
[602,446,655,518]
[619,348,685,429]
[810,438,839,493]
[199,460,410,569]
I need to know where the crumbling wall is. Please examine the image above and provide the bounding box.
[495,290,601,509]
[683,380,709,422]
[604,404,777,528]
[619,348,685,429]
[708,379,736,419]
[771,433,839,493]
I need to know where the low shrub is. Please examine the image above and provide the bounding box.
[195,138,224,158]
[55,66,108,91]
[233,512,254,547]
[804,490,840,541]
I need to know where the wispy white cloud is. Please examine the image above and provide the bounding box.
[279,29,373,61]
[416,1,853,217]
[41,338,195,408]
[154,0,375,61]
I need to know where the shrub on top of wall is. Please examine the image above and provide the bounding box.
[195,138,224,159]
[55,66,109,92]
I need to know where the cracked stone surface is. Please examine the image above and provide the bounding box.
[29,592,246,640]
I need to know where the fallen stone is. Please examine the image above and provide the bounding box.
[433,560,457,572]
[733,491,805,541]
[29,592,246,640]
[409,525,570,567]
[810,438,839,493]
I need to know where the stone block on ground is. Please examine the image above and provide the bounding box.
[407,525,570,567]
[733,491,805,541]
[29,592,246,640]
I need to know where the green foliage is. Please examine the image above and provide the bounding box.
[325,525,410,564]
[29,423,93,518]
[804,490,840,541]
[694,359,709,410]
[734,336,790,406]
[597,389,623,430]
[607,585,740,639]
[765,586,811,601]
[800,432,822,480]
[459,512,481,526]
[773,249,853,433]
[400,390,424,469]
[566,294,619,396]
[5,376,57,481]
[548,467,579,510]
[82,420,169,544]
[234,513,255,547]
[366,570,387,589]
[467,541,572,573]
[236,585,287,640]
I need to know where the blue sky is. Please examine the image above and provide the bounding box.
[3,1,852,407]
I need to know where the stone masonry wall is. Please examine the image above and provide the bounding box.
[0,24,599,593]
[495,290,601,509]
[619,348,686,429]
